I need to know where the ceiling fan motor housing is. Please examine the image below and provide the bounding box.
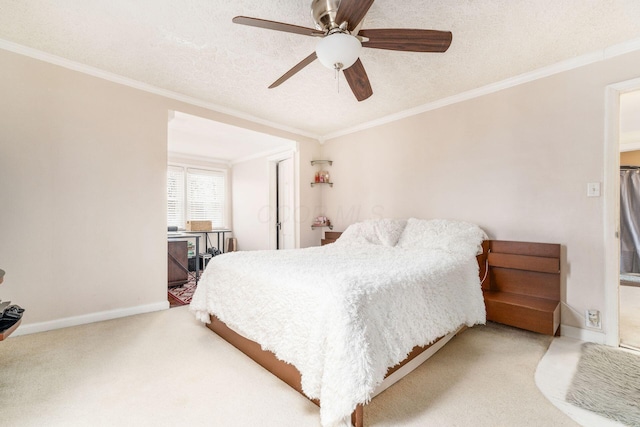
[311,0,342,31]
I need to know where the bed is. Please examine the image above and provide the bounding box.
[190,218,488,427]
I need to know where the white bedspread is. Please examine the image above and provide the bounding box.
[190,219,487,427]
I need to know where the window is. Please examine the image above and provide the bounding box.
[167,165,226,229]
[167,166,185,228]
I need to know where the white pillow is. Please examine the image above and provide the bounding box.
[336,219,407,247]
[396,218,487,256]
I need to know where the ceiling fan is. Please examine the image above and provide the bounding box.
[233,0,452,102]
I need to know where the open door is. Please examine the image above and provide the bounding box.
[277,157,295,250]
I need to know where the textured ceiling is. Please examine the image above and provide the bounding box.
[2,0,640,139]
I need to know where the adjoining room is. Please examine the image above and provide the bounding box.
[166,110,298,306]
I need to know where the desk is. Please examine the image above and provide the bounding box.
[167,234,200,285]
[183,229,232,253]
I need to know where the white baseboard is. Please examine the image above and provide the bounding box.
[12,301,170,337]
[561,324,606,344]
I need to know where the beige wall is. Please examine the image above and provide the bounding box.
[322,50,640,332]
[300,148,325,248]
[0,48,319,331]
[621,150,640,166]
[232,145,325,250]
[232,156,271,250]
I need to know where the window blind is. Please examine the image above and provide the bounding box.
[187,168,225,227]
[166,164,227,229]
[167,166,185,228]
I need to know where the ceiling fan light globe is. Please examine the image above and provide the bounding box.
[315,33,362,70]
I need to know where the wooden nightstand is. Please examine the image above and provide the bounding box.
[321,231,342,246]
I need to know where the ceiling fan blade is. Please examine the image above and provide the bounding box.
[343,59,373,102]
[335,0,375,32]
[359,28,452,52]
[269,52,318,89]
[233,16,324,37]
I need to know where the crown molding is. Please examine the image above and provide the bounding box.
[0,38,321,143]
[3,35,640,144]
[321,36,640,142]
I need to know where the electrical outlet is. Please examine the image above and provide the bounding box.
[585,309,601,329]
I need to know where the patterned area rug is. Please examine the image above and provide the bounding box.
[566,342,640,426]
[168,277,197,306]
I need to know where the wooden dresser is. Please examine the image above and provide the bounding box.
[168,240,189,287]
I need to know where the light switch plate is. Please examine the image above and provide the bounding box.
[587,182,601,197]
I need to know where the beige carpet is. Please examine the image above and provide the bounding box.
[0,307,577,426]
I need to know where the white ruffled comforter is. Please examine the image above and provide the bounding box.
[190,219,487,427]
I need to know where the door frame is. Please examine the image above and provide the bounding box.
[267,147,300,250]
[604,77,640,346]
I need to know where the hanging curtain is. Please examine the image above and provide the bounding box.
[620,167,640,273]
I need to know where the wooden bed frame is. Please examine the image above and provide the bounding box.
[200,239,562,425]
[206,315,464,427]
[201,242,491,427]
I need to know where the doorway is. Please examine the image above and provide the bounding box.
[618,91,640,350]
[604,80,640,348]
[276,157,295,250]
[267,150,297,251]
[166,110,298,308]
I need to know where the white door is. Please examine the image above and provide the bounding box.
[277,157,295,249]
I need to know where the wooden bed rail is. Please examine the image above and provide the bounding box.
[206,315,451,427]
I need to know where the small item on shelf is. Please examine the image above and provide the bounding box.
[311,163,333,186]
[313,216,331,227]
